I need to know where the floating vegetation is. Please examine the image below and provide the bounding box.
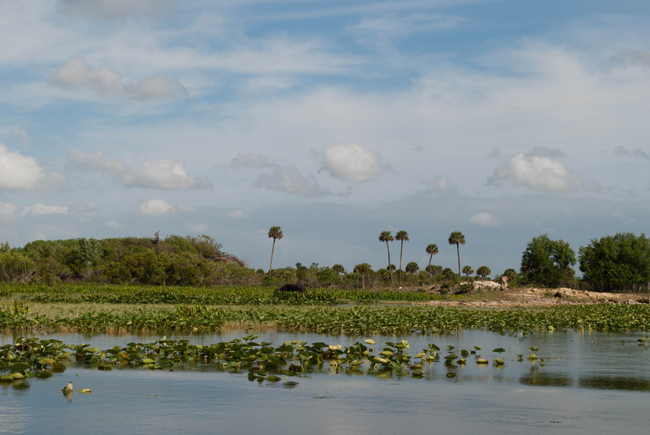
[2,303,650,334]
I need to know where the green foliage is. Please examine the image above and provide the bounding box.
[579,233,650,291]
[405,262,419,274]
[521,234,576,287]
[476,266,491,279]
[77,238,101,267]
[462,265,474,279]
[0,252,37,283]
[0,242,9,253]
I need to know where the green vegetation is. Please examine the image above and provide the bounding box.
[395,230,409,286]
[520,234,576,287]
[379,231,395,285]
[268,226,283,275]
[2,296,650,334]
[579,233,650,292]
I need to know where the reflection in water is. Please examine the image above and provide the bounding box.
[520,367,574,387]
[579,376,650,391]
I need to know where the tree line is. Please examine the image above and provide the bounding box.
[0,228,648,292]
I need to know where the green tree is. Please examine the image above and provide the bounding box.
[332,264,346,275]
[268,226,283,275]
[462,265,474,281]
[448,231,466,277]
[395,230,409,285]
[425,243,439,284]
[425,264,441,278]
[405,261,419,274]
[353,263,373,289]
[579,233,650,292]
[521,234,576,287]
[476,265,491,279]
[379,231,395,285]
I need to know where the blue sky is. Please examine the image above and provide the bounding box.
[1,0,650,276]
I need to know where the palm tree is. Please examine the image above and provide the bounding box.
[332,264,345,275]
[379,231,394,285]
[395,230,409,285]
[405,262,419,274]
[353,263,373,290]
[476,265,491,279]
[425,243,439,284]
[462,265,474,281]
[448,231,466,277]
[268,226,283,275]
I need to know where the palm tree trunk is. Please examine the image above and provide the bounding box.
[361,274,365,290]
[428,254,433,285]
[456,243,461,277]
[399,241,404,286]
[386,241,393,285]
[269,238,276,275]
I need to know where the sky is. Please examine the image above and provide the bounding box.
[1,0,650,276]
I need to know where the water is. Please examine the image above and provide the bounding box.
[1,330,649,435]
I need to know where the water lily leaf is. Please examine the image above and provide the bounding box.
[446,373,456,378]
[78,389,91,393]
[11,372,25,380]
[85,348,100,353]
[266,375,282,382]
[476,359,489,364]
[10,363,30,374]
[473,346,481,351]
[0,375,14,382]
[142,358,155,364]
[97,364,113,371]
[429,344,440,351]
[529,346,539,352]
[35,371,53,378]
[528,354,538,361]
[492,348,506,353]
[493,358,505,365]
[363,339,376,345]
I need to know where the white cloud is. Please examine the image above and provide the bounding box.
[176,205,197,213]
[104,220,123,229]
[487,149,583,194]
[228,210,248,219]
[60,0,176,20]
[49,57,188,101]
[421,176,455,193]
[0,201,17,218]
[12,128,29,147]
[470,212,500,227]
[135,199,175,216]
[69,148,211,190]
[318,143,387,183]
[230,153,274,169]
[22,203,69,215]
[0,143,63,192]
[187,223,207,232]
[255,165,329,196]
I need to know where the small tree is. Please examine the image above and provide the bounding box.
[476,266,491,279]
[425,243,439,284]
[353,263,373,289]
[332,264,346,275]
[268,226,283,275]
[462,265,474,281]
[405,261,419,274]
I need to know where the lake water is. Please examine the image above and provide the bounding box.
[1,330,649,435]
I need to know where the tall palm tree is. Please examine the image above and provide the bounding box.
[425,243,439,284]
[379,231,394,285]
[395,230,409,285]
[448,231,466,277]
[268,226,283,275]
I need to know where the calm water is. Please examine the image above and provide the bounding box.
[1,330,649,435]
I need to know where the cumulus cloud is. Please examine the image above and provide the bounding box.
[12,128,29,147]
[135,199,175,216]
[317,143,387,183]
[0,143,63,192]
[614,146,650,160]
[487,148,582,194]
[104,220,124,229]
[230,153,274,169]
[69,148,211,190]
[135,199,195,216]
[187,223,207,232]
[470,212,500,227]
[255,165,329,197]
[60,0,176,20]
[49,57,188,101]
[0,201,17,218]
[421,176,456,194]
[228,210,248,219]
[22,203,69,215]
